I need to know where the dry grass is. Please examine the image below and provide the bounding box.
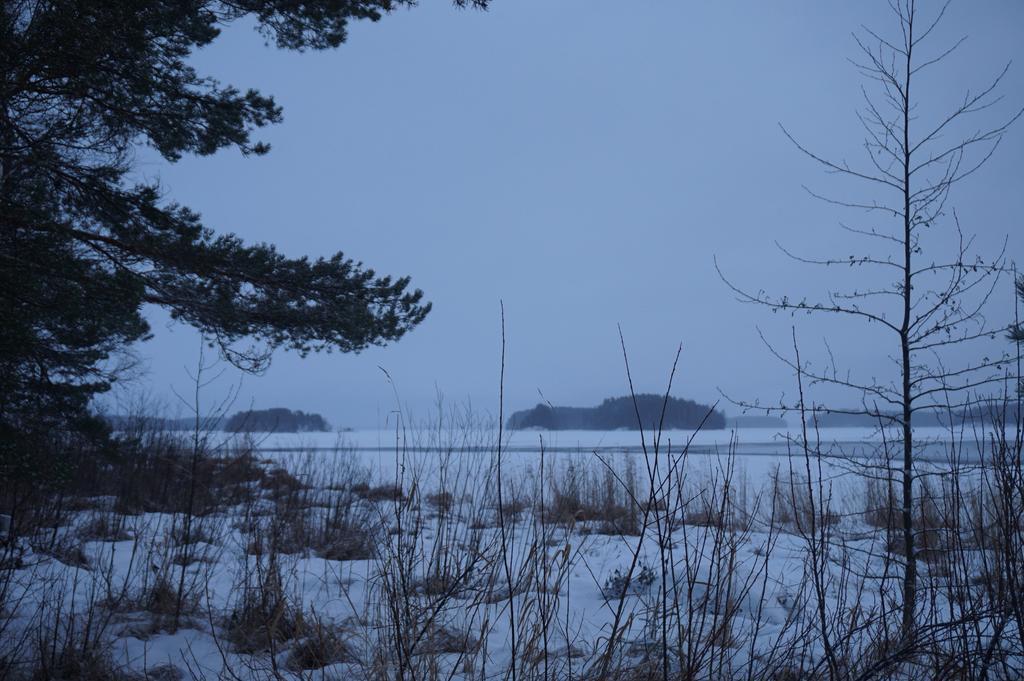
[224,558,305,654]
[284,624,356,671]
[545,458,642,535]
[352,482,404,503]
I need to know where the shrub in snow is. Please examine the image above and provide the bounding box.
[602,561,656,599]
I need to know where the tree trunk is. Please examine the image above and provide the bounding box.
[900,11,916,636]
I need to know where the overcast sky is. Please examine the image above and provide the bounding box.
[120,1,1024,428]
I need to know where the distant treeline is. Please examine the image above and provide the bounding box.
[508,395,726,431]
[226,408,330,433]
[802,402,1021,428]
[105,408,331,433]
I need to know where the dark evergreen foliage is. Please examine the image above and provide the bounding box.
[507,395,726,431]
[225,408,330,433]
[0,0,486,466]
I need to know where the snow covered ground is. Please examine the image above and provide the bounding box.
[1,425,1019,679]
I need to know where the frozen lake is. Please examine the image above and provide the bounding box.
[233,425,1005,463]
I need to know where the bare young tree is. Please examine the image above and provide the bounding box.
[719,0,1022,638]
